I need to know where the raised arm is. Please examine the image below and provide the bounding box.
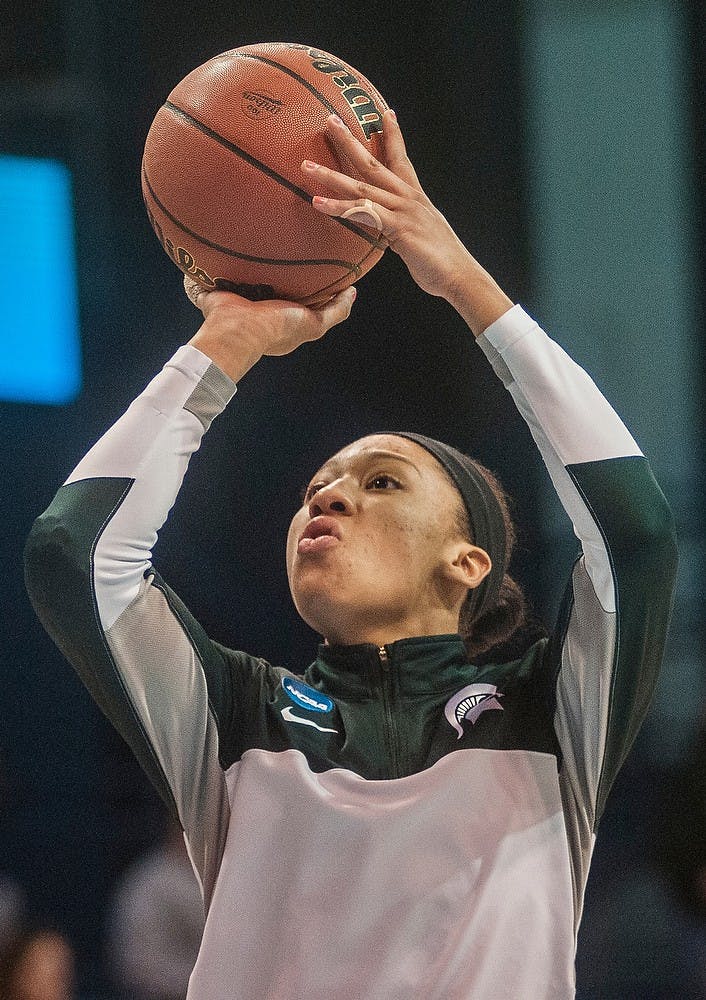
[24,287,355,903]
[474,306,677,815]
[311,108,678,873]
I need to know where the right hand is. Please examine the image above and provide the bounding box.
[185,277,357,381]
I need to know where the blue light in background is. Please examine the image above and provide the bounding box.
[0,156,81,404]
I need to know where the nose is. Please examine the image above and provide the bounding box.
[308,479,353,517]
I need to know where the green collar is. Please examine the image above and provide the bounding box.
[303,633,475,701]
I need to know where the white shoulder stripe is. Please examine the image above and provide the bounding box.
[477,305,637,611]
[64,345,236,631]
[479,305,642,466]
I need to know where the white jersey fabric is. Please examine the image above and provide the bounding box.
[25,304,677,998]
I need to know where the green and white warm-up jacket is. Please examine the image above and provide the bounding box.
[24,304,677,1000]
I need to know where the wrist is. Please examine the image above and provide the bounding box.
[188,315,264,383]
[444,258,515,338]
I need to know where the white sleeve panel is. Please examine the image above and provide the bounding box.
[477,306,641,613]
[65,345,237,631]
[478,305,642,466]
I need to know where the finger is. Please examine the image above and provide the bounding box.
[311,195,394,241]
[301,157,401,211]
[381,110,423,192]
[324,113,415,197]
[341,199,383,231]
[308,286,357,338]
[184,275,210,310]
[183,276,247,318]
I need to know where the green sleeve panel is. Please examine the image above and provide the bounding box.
[24,477,182,817]
[23,476,268,905]
[566,455,678,825]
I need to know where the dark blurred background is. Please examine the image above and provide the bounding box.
[1,1,704,997]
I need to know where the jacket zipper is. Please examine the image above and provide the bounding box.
[378,645,403,778]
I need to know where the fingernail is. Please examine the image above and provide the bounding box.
[348,286,357,300]
[328,114,344,127]
[312,195,328,205]
[388,109,397,120]
[302,160,319,171]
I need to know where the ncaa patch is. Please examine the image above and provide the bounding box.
[444,683,504,739]
[282,676,334,714]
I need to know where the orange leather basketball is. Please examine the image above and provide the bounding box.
[141,42,389,305]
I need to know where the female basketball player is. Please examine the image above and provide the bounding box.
[25,111,677,999]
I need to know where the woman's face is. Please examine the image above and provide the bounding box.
[286,434,488,645]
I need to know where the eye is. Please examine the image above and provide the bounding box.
[366,474,401,491]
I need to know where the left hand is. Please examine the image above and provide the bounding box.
[302,110,474,301]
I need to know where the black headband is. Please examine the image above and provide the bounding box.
[379,432,508,622]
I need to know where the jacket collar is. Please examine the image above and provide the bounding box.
[303,633,475,701]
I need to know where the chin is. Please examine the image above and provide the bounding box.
[291,587,335,630]
[291,587,354,641]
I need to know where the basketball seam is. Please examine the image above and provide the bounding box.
[162,100,386,250]
[299,243,382,302]
[142,164,361,271]
[233,52,340,116]
[235,49,389,140]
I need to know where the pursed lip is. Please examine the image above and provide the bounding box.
[299,516,343,543]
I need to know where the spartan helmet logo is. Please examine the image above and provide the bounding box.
[444,683,504,739]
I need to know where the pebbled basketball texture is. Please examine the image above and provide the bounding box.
[141,42,390,305]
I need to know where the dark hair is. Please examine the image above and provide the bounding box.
[443,456,544,663]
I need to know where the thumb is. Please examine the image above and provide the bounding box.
[184,275,262,320]
[184,275,210,311]
[307,286,357,340]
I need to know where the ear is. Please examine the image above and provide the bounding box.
[442,542,493,591]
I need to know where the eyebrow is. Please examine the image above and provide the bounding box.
[314,449,422,480]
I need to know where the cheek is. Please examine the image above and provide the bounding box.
[367,514,432,562]
[398,515,447,573]
[286,513,305,565]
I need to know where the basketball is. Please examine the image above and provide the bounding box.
[141,42,390,305]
